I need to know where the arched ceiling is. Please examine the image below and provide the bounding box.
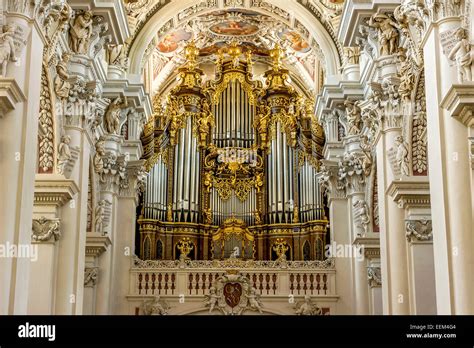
[124,0,344,94]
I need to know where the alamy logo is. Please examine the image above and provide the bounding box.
[18,322,56,342]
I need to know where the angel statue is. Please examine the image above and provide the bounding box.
[246,288,264,314]
[142,296,170,315]
[204,287,220,314]
[295,295,323,315]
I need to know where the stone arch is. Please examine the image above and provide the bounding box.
[127,0,342,78]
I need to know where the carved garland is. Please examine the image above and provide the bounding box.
[412,71,427,175]
[38,65,55,174]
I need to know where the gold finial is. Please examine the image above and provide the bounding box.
[270,44,283,70]
[228,40,242,67]
[184,41,199,69]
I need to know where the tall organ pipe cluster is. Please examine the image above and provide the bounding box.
[138,42,327,261]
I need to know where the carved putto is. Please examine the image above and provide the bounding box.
[448,28,472,83]
[0,24,18,77]
[69,10,94,54]
[295,295,323,315]
[142,296,170,315]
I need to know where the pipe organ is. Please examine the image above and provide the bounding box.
[139,42,328,261]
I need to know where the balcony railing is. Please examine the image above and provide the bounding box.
[129,257,336,298]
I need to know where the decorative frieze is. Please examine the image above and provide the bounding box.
[32,217,61,242]
[406,219,433,242]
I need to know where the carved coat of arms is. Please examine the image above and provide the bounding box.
[204,271,263,315]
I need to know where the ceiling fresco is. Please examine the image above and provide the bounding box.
[123,0,345,93]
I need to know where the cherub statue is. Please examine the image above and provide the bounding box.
[295,295,323,315]
[143,296,169,315]
[0,24,18,77]
[204,287,220,314]
[57,135,72,175]
[448,28,472,82]
[105,97,128,135]
[69,10,94,54]
[246,288,263,314]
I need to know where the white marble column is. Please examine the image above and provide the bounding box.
[55,105,93,314]
[28,175,78,314]
[376,130,410,314]
[327,193,353,314]
[94,135,123,314]
[406,220,436,314]
[0,13,44,314]
[111,191,138,314]
[424,17,474,314]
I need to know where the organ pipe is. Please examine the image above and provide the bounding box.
[139,42,328,261]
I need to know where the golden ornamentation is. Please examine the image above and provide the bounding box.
[273,238,289,260]
[167,203,173,222]
[203,170,214,192]
[211,72,258,105]
[253,210,263,225]
[254,103,271,151]
[203,207,213,225]
[177,237,194,260]
[254,172,264,193]
[293,206,299,223]
[212,177,253,202]
[196,99,214,147]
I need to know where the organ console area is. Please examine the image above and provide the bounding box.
[138,42,328,261]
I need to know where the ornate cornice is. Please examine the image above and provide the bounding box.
[34,175,79,207]
[0,78,26,115]
[386,177,430,210]
[440,84,474,127]
[85,232,111,257]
